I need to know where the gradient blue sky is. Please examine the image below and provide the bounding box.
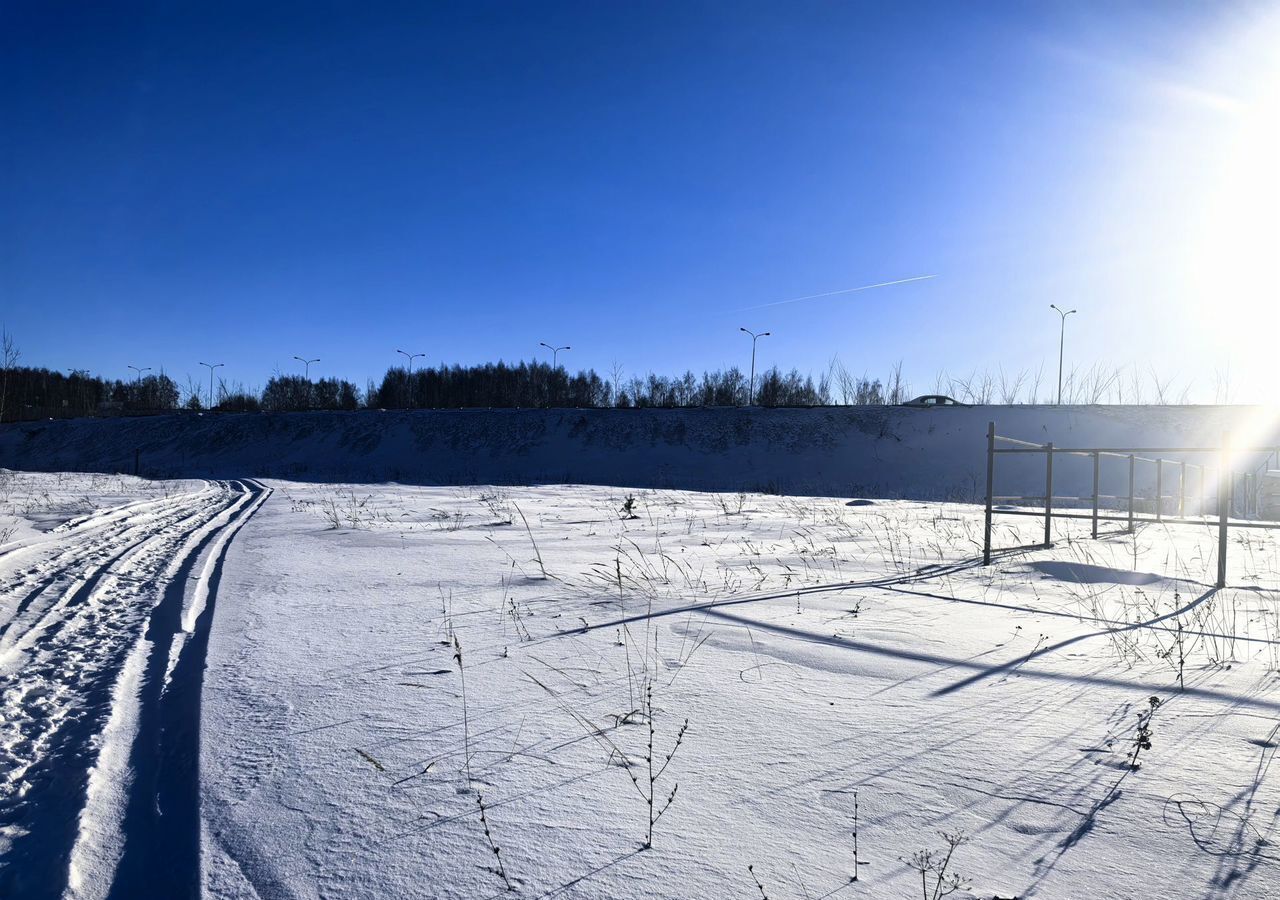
[3,2,1277,400]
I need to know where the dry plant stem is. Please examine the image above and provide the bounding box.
[453,635,473,784]
[476,791,514,891]
[1129,695,1162,770]
[902,831,969,900]
[749,865,770,899]
[852,790,862,881]
[629,680,688,849]
[513,502,549,578]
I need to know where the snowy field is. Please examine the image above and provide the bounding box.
[3,472,1280,898]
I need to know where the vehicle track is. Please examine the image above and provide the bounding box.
[0,479,272,899]
[0,482,224,647]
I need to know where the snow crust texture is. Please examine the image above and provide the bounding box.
[200,482,1280,899]
[4,466,1280,898]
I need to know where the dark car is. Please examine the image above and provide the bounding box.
[901,394,968,408]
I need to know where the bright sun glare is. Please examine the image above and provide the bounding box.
[1184,9,1280,350]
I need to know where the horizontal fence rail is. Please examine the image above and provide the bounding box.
[982,422,1280,587]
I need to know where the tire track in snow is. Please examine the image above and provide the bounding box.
[0,481,216,561]
[99,480,272,900]
[0,480,270,899]
[0,495,231,664]
[0,483,223,648]
[1,481,219,574]
[0,487,240,816]
[65,481,263,898]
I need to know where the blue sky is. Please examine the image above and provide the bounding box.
[3,2,1277,401]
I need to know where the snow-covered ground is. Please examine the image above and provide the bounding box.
[4,473,1280,898]
[0,471,270,899]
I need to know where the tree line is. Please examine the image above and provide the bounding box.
[365,361,849,409]
[5,326,1213,422]
[1,352,906,423]
[0,366,183,423]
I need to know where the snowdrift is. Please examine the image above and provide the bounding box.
[1,405,1277,500]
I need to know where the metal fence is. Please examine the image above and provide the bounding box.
[981,422,1280,587]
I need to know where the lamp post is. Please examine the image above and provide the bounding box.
[539,342,570,369]
[293,357,319,410]
[199,361,224,409]
[397,349,425,408]
[127,365,151,407]
[739,327,771,405]
[293,356,319,380]
[1049,305,1077,405]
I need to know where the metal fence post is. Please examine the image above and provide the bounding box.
[1155,459,1163,522]
[983,421,995,565]
[1091,451,1100,539]
[1127,454,1135,533]
[1043,442,1053,548]
[1217,435,1230,588]
[1179,460,1186,517]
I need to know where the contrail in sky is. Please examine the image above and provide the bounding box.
[738,274,937,311]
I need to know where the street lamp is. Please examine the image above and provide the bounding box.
[293,356,319,380]
[199,361,224,409]
[1049,305,1077,405]
[127,365,152,410]
[739,327,771,405]
[539,342,570,369]
[397,349,425,409]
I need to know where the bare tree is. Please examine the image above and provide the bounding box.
[997,367,1028,405]
[827,355,858,405]
[1148,365,1174,405]
[854,373,884,405]
[1214,365,1232,404]
[610,359,625,407]
[1060,364,1079,404]
[948,370,993,405]
[885,360,908,405]
[1125,365,1143,405]
[815,366,832,404]
[182,373,204,410]
[978,370,994,404]
[1028,363,1044,405]
[0,329,19,424]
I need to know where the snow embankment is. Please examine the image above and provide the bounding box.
[2,406,1277,500]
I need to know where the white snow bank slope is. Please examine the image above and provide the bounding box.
[200,482,1280,900]
[2,405,1277,500]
